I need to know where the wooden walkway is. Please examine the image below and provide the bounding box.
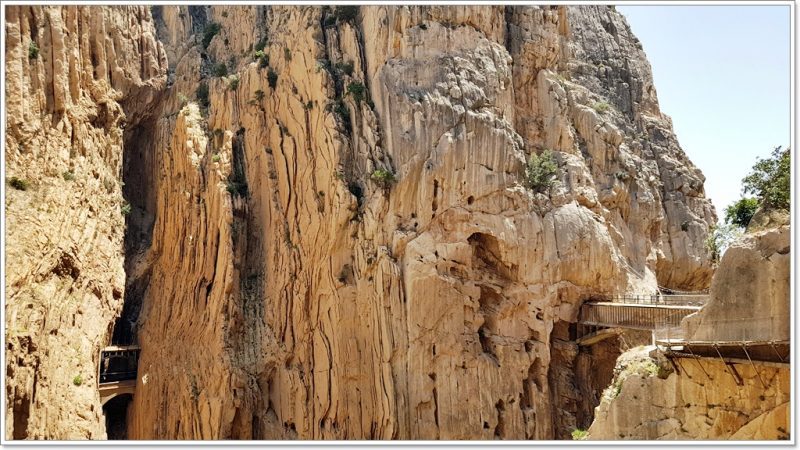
[578,302,701,331]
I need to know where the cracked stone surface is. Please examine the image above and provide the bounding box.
[5,5,725,440]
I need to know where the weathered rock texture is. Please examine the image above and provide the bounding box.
[4,5,166,439]
[683,221,790,342]
[6,5,719,440]
[588,218,790,441]
[588,347,789,440]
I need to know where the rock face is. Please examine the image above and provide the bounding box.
[588,219,791,440]
[683,222,790,342]
[4,6,166,439]
[5,5,718,440]
[588,347,789,440]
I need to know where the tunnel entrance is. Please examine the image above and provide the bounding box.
[103,394,132,440]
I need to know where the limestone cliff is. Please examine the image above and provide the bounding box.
[4,6,166,439]
[5,5,717,440]
[587,219,790,440]
[587,347,789,440]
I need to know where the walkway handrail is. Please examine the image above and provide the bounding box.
[591,294,709,307]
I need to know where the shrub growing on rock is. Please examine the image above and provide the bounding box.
[28,41,39,59]
[8,177,29,191]
[524,149,558,193]
[212,62,228,77]
[347,81,365,103]
[267,69,278,89]
[371,168,396,190]
[202,22,221,49]
[593,101,610,114]
[334,5,360,23]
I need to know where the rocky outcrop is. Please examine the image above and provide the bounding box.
[4,5,166,439]
[683,222,789,342]
[6,5,718,440]
[588,216,790,440]
[588,347,789,440]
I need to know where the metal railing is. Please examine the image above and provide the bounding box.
[98,346,140,385]
[579,303,698,331]
[599,294,709,307]
[655,316,789,344]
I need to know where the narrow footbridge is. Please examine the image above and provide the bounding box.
[576,295,706,345]
[98,345,140,405]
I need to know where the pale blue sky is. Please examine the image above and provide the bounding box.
[618,5,791,220]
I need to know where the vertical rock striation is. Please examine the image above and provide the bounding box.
[4,5,166,439]
[6,5,719,440]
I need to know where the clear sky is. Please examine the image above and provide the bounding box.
[618,5,791,220]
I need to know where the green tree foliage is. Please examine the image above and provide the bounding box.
[371,168,396,190]
[334,6,360,23]
[724,197,759,228]
[741,146,790,210]
[28,41,39,59]
[267,69,278,89]
[705,223,742,263]
[212,62,228,77]
[202,22,221,49]
[347,81,365,103]
[524,149,558,193]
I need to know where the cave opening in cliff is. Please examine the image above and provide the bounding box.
[103,394,132,440]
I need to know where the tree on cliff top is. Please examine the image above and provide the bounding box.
[741,145,790,211]
[723,146,790,230]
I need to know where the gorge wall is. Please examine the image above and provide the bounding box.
[588,219,791,440]
[5,5,717,440]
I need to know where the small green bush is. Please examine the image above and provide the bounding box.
[335,60,354,77]
[8,177,29,191]
[524,149,558,193]
[177,92,189,105]
[202,22,222,49]
[258,54,270,69]
[62,171,76,181]
[221,11,228,18]
[212,62,228,77]
[228,75,239,91]
[593,101,610,114]
[283,47,292,61]
[226,180,248,197]
[304,101,314,110]
[196,82,210,108]
[334,5,360,23]
[72,374,83,386]
[332,99,350,125]
[254,50,265,60]
[121,202,132,216]
[267,69,278,89]
[571,429,588,440]
[371,168,396,190]
[347,81,366,103]
[254,89,265,101]
[212,154,221,163]
[28,41,39,60]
